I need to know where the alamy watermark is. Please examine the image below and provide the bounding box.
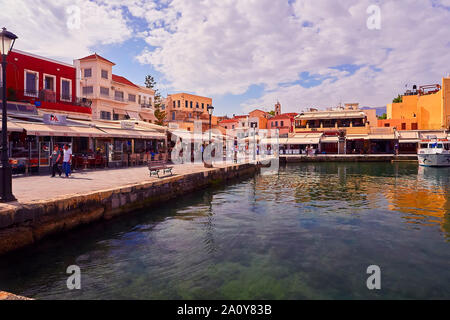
[170,121,279,175]
[66,265,81,290]
[367,4,381,30]
[366,265,381,290]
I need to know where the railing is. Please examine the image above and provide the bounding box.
[3,89,92,108]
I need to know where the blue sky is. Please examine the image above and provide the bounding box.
[2,0,450,116]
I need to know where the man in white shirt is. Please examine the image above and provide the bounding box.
[62,144,73,178]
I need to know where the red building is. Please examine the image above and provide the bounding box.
[267,113,298,136]
[2,49,91,117]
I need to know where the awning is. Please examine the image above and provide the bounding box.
[346,134,368,140]
[16,122,107,138]
[286,133,322,145]
[98,128,148,139]
[397,131,420,143]
[4,120,25,132]
[136,130,166,139]
[127,111,140,119]
[368,134,395,140]
[261,138,282,145]
[399,140,419,144]
[139,112,155,121]
[113,109,127,115]
[320,136,339,143]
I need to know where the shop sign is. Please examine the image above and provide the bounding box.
[43,114,67,125]
[121,121,135,130]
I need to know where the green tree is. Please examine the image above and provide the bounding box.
[268,110,275,116]
[145,75,166,126]
[378,113,387,120]
[392,94,403,103]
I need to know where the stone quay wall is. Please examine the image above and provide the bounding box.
[0,163,258,256]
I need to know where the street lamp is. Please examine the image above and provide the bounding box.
[0,27,18,202]
[207,105,214,143]
[250,122,258,161]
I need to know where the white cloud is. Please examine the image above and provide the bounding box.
[134,0,450,112]
[0,0,132,62]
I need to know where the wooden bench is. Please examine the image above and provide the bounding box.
[148,161,173,178]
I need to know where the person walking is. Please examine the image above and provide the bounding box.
[62,144,73,178]
[50,145,62,177]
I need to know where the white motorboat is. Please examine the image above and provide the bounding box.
[418,136,450,167]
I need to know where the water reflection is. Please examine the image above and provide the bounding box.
[255,163,450,239]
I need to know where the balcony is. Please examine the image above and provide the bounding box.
[2,88,92,115]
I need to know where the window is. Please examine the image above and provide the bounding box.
[173,101,176,108]
[384,123,390,127]
[24,70,38,97]
[172,112,176,120]
[100,87,109,96]
[43,74,55,91]
[196,103,199,108]
[84,68,92,78]
[190,101,193,108]
[128,94,136,102]
[202,103,204,109]
[412,123,418,130]
[232,125,235,129]
[61,78,72,101]
[100,111,111,120]
[82,86,93,95]
[178,100,180,108]
[401,123,406,130]
[275,121,278,127]
[113,113,120,120]
[101,70,108,79]
[420,144,428,149]
[185,101,188,108]
[115,91,124,101]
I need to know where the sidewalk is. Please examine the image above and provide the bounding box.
[9,164,217,203]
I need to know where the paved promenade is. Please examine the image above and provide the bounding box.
[8,164,222,204]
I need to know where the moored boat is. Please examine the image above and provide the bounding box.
[418,136,450,167]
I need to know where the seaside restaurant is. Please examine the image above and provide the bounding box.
[4,112,167,174]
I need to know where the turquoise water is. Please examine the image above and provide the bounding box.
[0,162,449,299]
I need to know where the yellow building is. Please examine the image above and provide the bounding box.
[165,93,214,131]
[381,78,450,130]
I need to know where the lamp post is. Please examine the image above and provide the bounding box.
[0,27,17,202]
[207,105,214,143]
[250,122,258,161]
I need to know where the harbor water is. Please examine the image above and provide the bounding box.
[0,162,449,299]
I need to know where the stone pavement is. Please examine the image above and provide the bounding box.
[9,163,222,203]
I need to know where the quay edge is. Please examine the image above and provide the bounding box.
[0,163,259,257]
[281,155,418,163]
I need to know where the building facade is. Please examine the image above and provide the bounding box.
[74,54,156,122]
[292,104,391,154]
[164,93,214,131]
[379,78,450,131]
[2,49,91,118]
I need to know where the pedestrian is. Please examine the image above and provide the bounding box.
[394,142,399,156]
[62,144,73,178]
[50,145,62,177]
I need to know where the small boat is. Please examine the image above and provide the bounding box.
[418,136,450,167]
